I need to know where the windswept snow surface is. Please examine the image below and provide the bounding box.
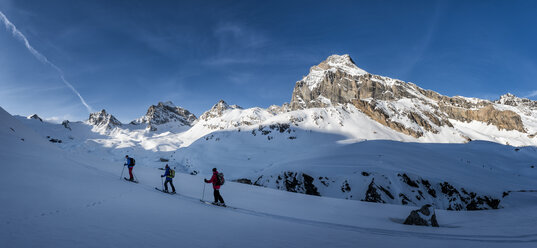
[3,107,537,247]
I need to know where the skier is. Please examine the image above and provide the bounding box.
[204,168,225,206]
[124,155,135,181]
[161,164,176,193]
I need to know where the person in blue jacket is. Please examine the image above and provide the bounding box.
[161,164,175,193]
[124,155,135,181]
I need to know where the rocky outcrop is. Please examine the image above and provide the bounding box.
[289,54,529,137]
[364,179,385,203]
[243,170,500,211]
[27,114,43,122]
[134,101,197,130]
[403,204,439,227]
[61,120,72,131]
[88,110,122,130]
[253,171,320,196]
[495,93,537,109]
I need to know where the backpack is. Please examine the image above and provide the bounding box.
[129,158,135,166]
[216,172,225,186]
[169,169,175,178]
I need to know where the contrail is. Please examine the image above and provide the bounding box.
[0,11,93,113]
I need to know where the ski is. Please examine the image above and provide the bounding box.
[199,200,232,208]
[124,177,139,183]
[155,187,176,194]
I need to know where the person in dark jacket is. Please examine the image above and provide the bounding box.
[124,155,135,181]
[204,168,225,206]
[161,164,175,193]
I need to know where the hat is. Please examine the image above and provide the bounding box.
[212,168,217,172]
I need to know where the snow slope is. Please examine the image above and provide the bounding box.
[3,106,537,247]
[13,102,537,210]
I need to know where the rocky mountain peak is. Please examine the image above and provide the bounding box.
[200,100,241,121]
[306,54,367,84]
[88,109,122,130]
[289,54,529,138]
[319,54,367,75]
[495,93,537,109]
[134,101,197,131]
[27,114,43,122]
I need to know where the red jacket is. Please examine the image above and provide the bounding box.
[206,171,221,190]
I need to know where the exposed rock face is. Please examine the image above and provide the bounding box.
[245,170,500,211]
[404,204,439,227]
[134,101,197,130]
[253,171,320,196]
[27,114,43,122]
[88,110,122,130]
[364,179,385,203]
[290,54,528,137]
[440,105,525,132]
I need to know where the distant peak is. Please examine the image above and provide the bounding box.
[88,109,122,129]
[216,99,228,106]
[500,93,516,99]
[133,101,197,128]
[200,99,242,121]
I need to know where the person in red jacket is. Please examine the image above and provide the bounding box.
[204,168,225,206]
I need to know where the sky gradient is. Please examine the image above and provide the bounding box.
[1,0,536,122]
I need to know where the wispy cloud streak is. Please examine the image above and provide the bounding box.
[0,11,93,113]
[525,90,537,98]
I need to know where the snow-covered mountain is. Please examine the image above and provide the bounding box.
[289,54,536,144]
[87,109,122,132]
[6,54,537,211]
[132,101,197,131]
[5,105,537,247]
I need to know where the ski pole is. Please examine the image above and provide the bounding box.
[202,182,206,201]
[120,164,125,179]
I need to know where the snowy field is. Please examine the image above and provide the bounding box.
[2,107,537,247]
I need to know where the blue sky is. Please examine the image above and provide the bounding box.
[1,0,536,122]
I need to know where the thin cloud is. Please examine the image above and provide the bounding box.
[204,22,269,66]
[0,10,93,113]
[525,90,537,98]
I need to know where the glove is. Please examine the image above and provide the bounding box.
[123,164,126,166]
[161,175,164,178]
[204,179,208,183]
